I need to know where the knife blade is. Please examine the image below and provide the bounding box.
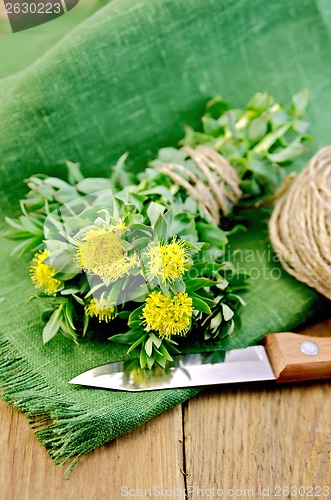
[69,333,331,391]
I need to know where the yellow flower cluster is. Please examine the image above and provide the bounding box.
[146,238,189,283]
[85,297,115,323]
[141,291,193,337]
[29,250,61,295]
[75,226,138,282]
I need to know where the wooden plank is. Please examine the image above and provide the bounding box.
[0,402,185,500]
[1,320,330,498]
[183,320,331,498]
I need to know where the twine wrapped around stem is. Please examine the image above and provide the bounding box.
[269,146,331,300]
[159,145,242,225]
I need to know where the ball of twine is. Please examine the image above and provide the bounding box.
[269,146,331,300]
[159,145,242,225]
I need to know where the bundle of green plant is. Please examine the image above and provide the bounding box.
[4,90,310,369]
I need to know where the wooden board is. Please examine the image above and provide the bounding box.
[1,320,330,499]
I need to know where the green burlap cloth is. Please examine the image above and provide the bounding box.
[1,0,331,472]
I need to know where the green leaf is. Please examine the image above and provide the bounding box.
[110,329,144,345]
[191,261,222,277]
[215,276,229,290]
[154,351,167,368]
[247,117,268,143]
[149,333,162,348]
[202,116,223,136]
[61,287,80,295]
[117,310,130,320]
[76,178,114,194]
[127,334,147,354]
[196,221,228,248]
[156,147,188,163]
[210,312,223,331]
[226,293,247,307]
[144,337,153,357]
[154,214,167,239]
[147,202,166,226]
[205,97,231,118]
[107,277,125,304]
[269,108,290,128]
[42,305,63,344]
[221,303,234,321]
[20,216,43,235]
[128,320,142,330]
[140,186,174,202]
[65,160,85,184]
[85,283,105,298]
[158,343,173,362]
[128,305,144,325]
[246,92,274,112]
[192,297,212,315]
[159,281,169,296]
[59,320,79,345]
[110,151,130,187]
[224,318,235,336]
[191,290,215,307]
[3,229,32,241]
[5,217,24,231]
[180,125,210,147]
[83,314,90,337]
[40,308,54,323]
[64,300,76,331]
[268,137,307,163]
[132,236,151,250]
[139,348,148,369]
[240,179,261,196]
[146,354,155,369]
[291,88,310,117]
[246,156,273,176]
[170,279,186,294]
[293,119,309,134]
[11,237,43,258]
[185,278,214,291]
[253,124,289,153]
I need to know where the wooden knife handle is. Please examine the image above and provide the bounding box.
[264,332,331,383]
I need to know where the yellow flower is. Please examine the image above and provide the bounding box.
[141,291,193,337]
[85,297,115,323]
[75,226,138,281]
[112,218,126,232]
[29,250,61,295]
[146,238,189,283]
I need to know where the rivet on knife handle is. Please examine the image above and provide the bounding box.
[264,332,331,383]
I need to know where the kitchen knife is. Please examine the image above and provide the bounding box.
[69,333,331,392]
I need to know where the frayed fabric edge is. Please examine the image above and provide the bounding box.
[0,336,112,478]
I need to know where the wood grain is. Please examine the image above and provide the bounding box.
[0,403,186,500]
[184,382,331,498]
[0,320,330,499]
[264,332,331,382]
[184,320,331,498]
